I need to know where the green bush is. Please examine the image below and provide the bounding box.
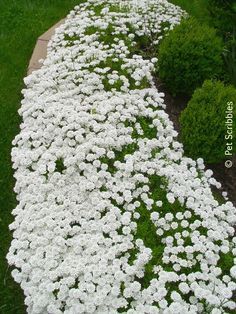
[180,80,236,163]
[206,1,236,86]
[207,0,236,38]
[158,17,224,95]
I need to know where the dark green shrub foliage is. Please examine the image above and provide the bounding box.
[158,17,224,95]
[180,80,236,163]
[207,0,236,37]
[206,1,236,86]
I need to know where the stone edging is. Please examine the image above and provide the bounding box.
[27,19,65,75]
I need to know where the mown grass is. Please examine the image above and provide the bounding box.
[0,1,83,313]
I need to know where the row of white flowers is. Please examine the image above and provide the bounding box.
[8,0,236,313]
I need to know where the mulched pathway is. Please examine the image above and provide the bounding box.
[155,78,236,206]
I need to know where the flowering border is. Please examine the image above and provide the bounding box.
[8,1,236,313]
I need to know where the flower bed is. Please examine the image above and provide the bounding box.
[8,0,236,313]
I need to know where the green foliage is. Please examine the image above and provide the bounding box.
[206,1,236,86]
[180,80,236,163]
[170,0,236,38]
[158,17,224,96]
[170,0,236,87]
[207,0,236,37]
[223,35,236,86]
[0,1,234,313]
[169,0,210,24]
[55,158,66,173]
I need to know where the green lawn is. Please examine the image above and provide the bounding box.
[0,1,82,313]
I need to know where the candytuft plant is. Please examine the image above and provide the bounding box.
[6,1,236,313]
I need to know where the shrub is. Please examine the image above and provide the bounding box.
[223,37,236,86]
[206,1,236,86]
[158,17,224,95]
[180,80,236,163]
[207,0,236,38]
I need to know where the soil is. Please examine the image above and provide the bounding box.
[154,78,236,206]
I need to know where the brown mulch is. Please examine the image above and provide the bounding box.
[154,78,236,206]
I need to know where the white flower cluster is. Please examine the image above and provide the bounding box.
[8,1,236,313]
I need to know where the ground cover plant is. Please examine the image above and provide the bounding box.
[0,1,83,313]
[5,0,236,313]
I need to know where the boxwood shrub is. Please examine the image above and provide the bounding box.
[158,17,224,96]
[180,80,236,164]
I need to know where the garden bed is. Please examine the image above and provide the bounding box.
[155,78,236,207]
[7,0,236,313]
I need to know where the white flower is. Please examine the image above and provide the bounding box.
[211,309,221,314]
[179,282,190,294]
[8,1,236,313]
[170,291,181,302]
[230,265,236,278]
[151,212,159,221]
